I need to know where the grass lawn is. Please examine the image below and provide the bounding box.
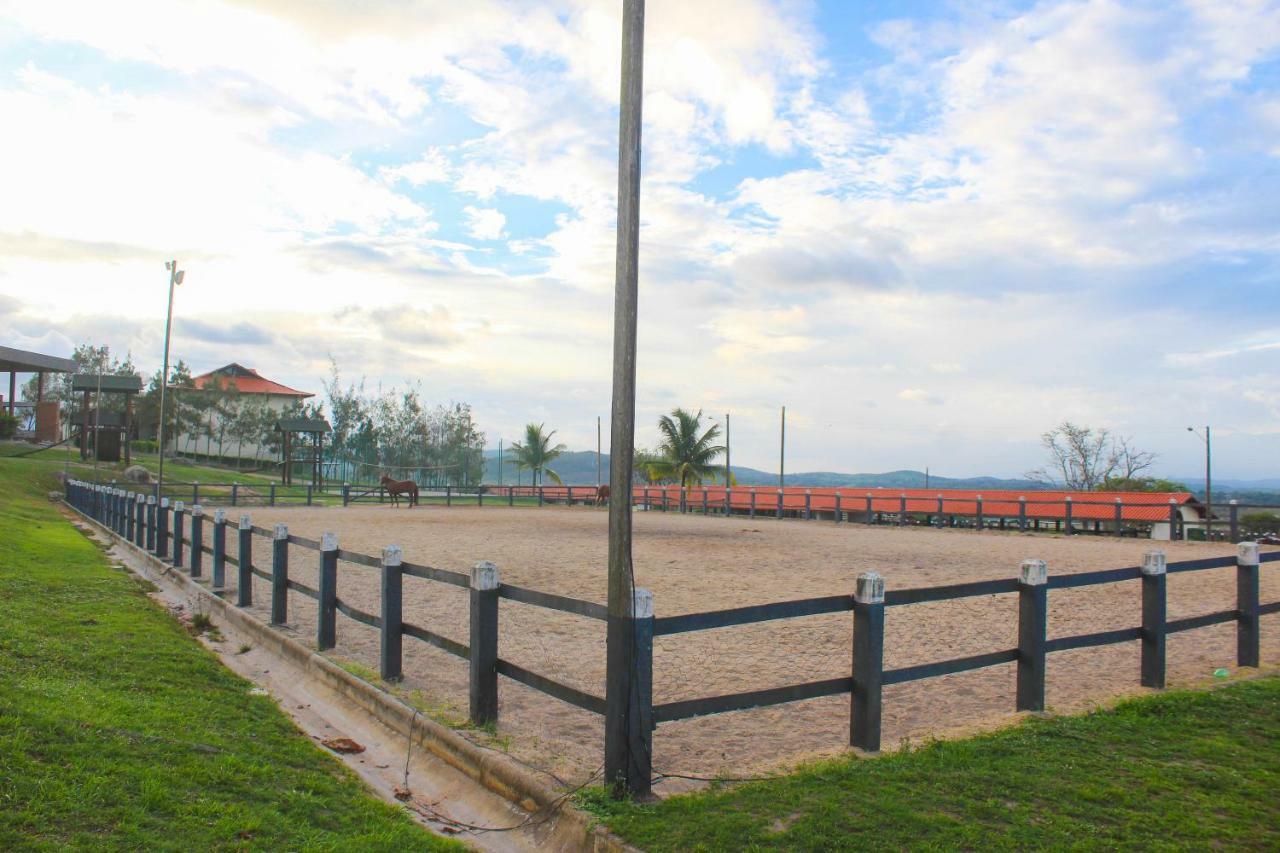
[0,455,459,851]
[583,678,1280,851]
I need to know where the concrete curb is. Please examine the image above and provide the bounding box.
[67,505,634,853]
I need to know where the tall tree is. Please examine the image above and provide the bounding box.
[1026,421,1157,491]
[509,423,567,486]
[642,408,725,488]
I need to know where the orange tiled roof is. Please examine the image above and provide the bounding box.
[189,363,313,398]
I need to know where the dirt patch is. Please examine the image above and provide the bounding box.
[233,504,1277,788]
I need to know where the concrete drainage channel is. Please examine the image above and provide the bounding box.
[66,504,633,853]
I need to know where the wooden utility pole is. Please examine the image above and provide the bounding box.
[725,412,731,485]
[779,405,786,488]
[605,0,649,799]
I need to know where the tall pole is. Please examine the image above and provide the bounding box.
[157,260,181,499]
[725,412,731,485]
[779,405,786,489]
[597,415,602,487]
[1205,425,1212,540]
[606,0,646,799]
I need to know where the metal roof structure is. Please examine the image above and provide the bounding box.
[0,345,77,374]
[275,416,331,433]
[71,374,144,394]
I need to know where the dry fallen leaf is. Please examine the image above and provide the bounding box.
[321,736,365,754]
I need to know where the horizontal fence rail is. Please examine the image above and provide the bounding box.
[64,478,1279,791]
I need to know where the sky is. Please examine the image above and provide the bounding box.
[0,0,1277,480]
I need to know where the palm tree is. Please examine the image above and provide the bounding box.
[509,423,567,486]
[643,409,725,498]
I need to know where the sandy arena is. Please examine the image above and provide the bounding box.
[227,504,1278,792]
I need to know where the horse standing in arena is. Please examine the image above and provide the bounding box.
[594,484,610,506]
[380,474,419,507]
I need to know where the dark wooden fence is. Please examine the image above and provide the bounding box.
[67,478,1279,794]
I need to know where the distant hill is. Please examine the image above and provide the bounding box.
[482,450,1046,492]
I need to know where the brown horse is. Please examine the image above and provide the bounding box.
[380,474,419,507]
[594,484,610,506]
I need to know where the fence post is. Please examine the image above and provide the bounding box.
[1228,500,1239,543]
[237,515,253,607]
[643,486,650,511]
[127,492,137,542]
[804,490,812,521]
[116,489,126,535]
[1167,499,1178,541]
[776,489,784,519]
[1237,542,1261,668]
[190,505,203,578]
[508,486,514,507]
[146,495,157,551]
[342,483,350,507]
[269,483,276,506]
[851,572,885,753]
[231,483,239,506]
[307,484,313,506]
[1140,551,1166,688]
[192,481,200,506]
[702,488,709,515]
[537,486,543,507]
[172,501,186,567]
[605,588,654,798]
[381,545,404,681]
[469,561,500,725]
[446,484,452,507]
[975,495,984,531]
[1064,496,1073,535]
[1018,496,1027,532]
[317,532,338,650]
[156,498,170,559]
[478,486,484,507]
[865,494,874,525]
[749,488,756,518]
[835,490,842,523]
[212,509,226,589]
[936,495,945,528]
[271,524,289,625]
[1016,559,1048,712]
[135,493,145,546]
[899,494,907,526]
[1113,498,1123,538]
[725,486,732,517]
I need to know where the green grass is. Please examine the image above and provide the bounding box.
[0,454,461,851]
[585,679,1280,851]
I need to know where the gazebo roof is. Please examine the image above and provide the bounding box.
[0,345,77,373]
[71,374,144,394]
[275,417,331,434]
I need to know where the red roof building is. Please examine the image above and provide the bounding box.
[189,363,313,398]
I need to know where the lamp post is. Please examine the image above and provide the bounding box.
[1187,425,1211,540]
[157,260,185,500]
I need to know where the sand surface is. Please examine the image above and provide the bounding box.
[224,504,1277,792]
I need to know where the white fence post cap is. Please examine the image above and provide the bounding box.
[855,572,885,604]
[382,544,403,566]
[147,494,156,504]
[1238,542,1260,567]
[632,588,654,619]
[321,532,338,551]
[274,523,288,540]
[191,504,203,517]
[213,509,226,523]
[160,497,169,508]
[1141,551,1166,576]
[471,560,500,590]
[239,514,252,529]
[1020,559,1048,585]
[174,501,184,512]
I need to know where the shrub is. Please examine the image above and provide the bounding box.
[130,440,159,454]
[0,414,18,439]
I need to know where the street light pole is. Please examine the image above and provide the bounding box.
[1187,425,1212,540]
[157,260,184,500]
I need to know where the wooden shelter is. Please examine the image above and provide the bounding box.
[276,416,330,487]
[71,374,144,464]
[0,345,77,441]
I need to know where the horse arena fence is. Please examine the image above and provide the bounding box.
[130,479,1276,544]
[67,479,1280,796]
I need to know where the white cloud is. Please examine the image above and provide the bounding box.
[462,206,507,241]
